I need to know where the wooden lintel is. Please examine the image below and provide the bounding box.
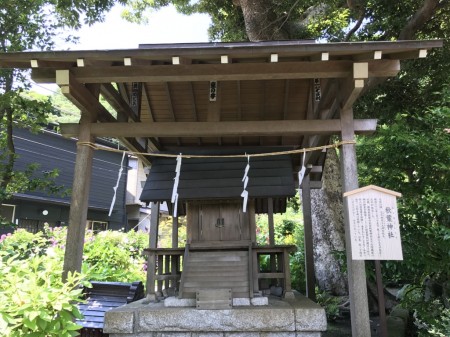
[31,60,401,84]
[59,119,377,138]
[352,51,382,61]
[385,49,428,60]
[30,59,75,68]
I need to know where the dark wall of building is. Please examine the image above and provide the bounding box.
[2,127,128,231]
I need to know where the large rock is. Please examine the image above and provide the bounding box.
[310,149,348,295]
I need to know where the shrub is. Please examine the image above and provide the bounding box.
[0,251,84,337]
[82,230,147,283]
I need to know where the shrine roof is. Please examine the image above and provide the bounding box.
[0,39,442,188]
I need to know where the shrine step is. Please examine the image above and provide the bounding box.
[181,250,249,299]
[196,288,232,309]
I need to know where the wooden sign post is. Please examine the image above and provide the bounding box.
[344,185,403,337]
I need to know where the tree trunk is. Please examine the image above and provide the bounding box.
[236,0,287,41]
[310,148,348,295]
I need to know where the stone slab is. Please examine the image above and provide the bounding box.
[233,298,251,306]
[138,307,295,332]
[291,294,327,332]
[251,297,268,306]
[105,293,326,335]
[164,296,196,307]
[104,310,135,334]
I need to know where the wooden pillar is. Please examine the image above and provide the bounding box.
[302,174,316,301]
[62,114,95,281]
[267,198,277,277]
[340,107,371,337]
[171,216,179,289]
[172,216,178,248]
[268,197,275,245]
[146,202,160,300]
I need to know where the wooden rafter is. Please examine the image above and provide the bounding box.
[165,82,181,146]
[56,70,151,165]
[188,82,202,145]
[237,81,243,146]
[100,83,139,122]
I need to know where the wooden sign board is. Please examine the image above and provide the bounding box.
[344,185,403,261]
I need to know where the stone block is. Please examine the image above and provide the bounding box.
[233,298,251,306]
[164,296,196,307]
[294,308,327,331]
[251,297,268,306]
[192,333,224,337]
[104,309,135,334]
[137,307,295,332]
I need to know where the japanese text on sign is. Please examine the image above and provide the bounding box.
[345,187,403,260]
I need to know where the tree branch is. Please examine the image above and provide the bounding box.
[399,0,443,40]
[344,8,366,41]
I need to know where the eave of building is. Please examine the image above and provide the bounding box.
[0,39,442,187]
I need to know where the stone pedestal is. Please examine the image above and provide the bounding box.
[104,293,327,337]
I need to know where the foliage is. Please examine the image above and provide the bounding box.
[255,203,306,292]
[399,285,450,337]
[0,244,84,336]
[315,287,341,321]
[82,229,147,282]
[358,87,450,285]
[0,226,150,336]
[156,216,187,248]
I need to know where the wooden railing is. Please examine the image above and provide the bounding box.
[144,243,296,299]
[143,247,184,296]
[252,245,297,297]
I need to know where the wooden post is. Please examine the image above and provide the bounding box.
[267,198,277,276]
[375,260,388,337]
[171,216,179,288]
[340,107,371,336]
[146,202,160,300]
[62,114,95,281]
[172,216,178,248]
[268,197,275,245]
[302,174,316,301]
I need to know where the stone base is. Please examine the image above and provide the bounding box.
[104,292,327,337]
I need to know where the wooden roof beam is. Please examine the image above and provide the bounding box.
[60,119,378,138]
[340,63,368,111]
[100,83,139,122]
[31,60,401,84]
[56,70,151,165]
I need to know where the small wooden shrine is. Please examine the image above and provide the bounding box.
[0,39,441,336]
[140,152,298,303]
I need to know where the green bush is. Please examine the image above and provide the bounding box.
[82,230,147,282]
[0,227,149,336]
[0,253,84,337]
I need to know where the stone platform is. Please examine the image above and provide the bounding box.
[104,292,327,337]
